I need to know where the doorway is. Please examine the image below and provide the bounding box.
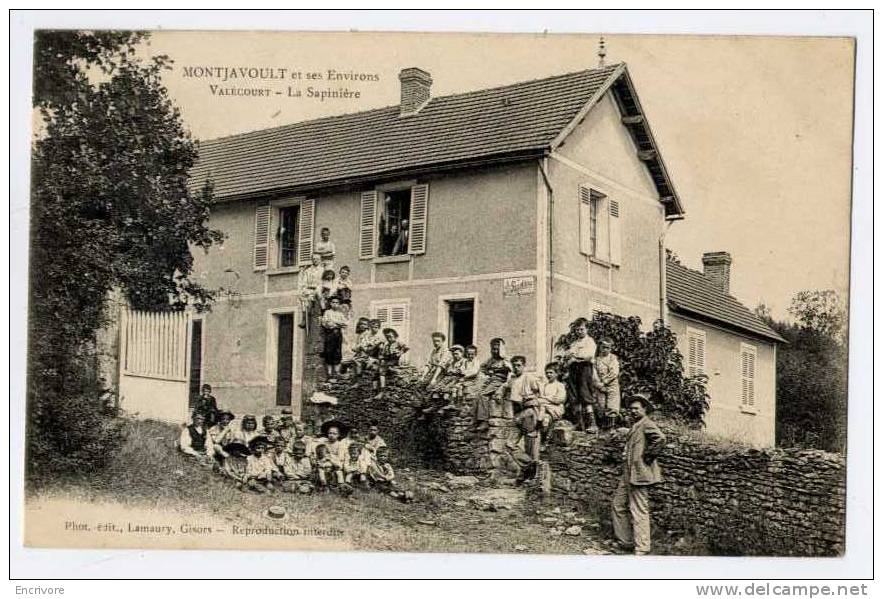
[275,313,294,406]
[445,298,476,348]
[188,319,203,410]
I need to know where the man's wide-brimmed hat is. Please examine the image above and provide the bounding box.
[448,344,465,353]
[626,392,655,411]
[320,419,350,438]
[223,441,250,457]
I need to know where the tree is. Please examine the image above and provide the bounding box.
[757,290,848,452]
[27,31,223,480]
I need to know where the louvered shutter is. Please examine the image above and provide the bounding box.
[359,191,377,259]
[372,302,410,345]
[253,204,271,271]
[686,328,706,377]
[595,192,610,263]
[609,199,622,266]
[297,198,315,266]
[408,183,429,255]
[579,186,592,255]
[592,300,613,317]
[741,344,757,410]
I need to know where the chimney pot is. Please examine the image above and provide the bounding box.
[398,67,432,115]
[702,251,732,294]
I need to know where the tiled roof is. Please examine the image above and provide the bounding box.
[666,260,785,343]
[190,65,625,201]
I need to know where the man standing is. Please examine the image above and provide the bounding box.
[612,392,666,555]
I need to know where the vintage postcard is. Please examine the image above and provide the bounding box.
[21,27,856,561]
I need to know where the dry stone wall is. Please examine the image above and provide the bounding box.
[544,428,846,556]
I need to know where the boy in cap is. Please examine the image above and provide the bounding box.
[500,355,544,461]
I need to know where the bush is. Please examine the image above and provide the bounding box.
[26,355,126,486]
[555,313,710,426]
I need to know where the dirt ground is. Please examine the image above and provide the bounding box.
[25,419,615,555]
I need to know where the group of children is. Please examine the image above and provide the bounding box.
[179,384,412,500]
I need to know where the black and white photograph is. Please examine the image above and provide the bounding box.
[10,10,872,582]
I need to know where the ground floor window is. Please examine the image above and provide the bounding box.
[445,298,475,348]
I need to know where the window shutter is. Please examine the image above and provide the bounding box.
[359,190,377,259]
[609,199,622,266]
[686,328,706,377]
[297,198,314,266]
[408,183,429,255]
[591,300,613,317]
[372,301,410,344]
[253,204,271,271]
[578,186,592,255]
[595,192,611,263]
[741,344,757,410]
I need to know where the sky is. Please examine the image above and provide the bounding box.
[145,31,855,319]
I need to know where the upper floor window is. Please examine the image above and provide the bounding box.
[278,205,299,267]
[253,197,315,271]
[579,185,621,266]
[378,190,411,257]
[359,183,429,260]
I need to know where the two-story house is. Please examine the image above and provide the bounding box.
[116,62,781,446]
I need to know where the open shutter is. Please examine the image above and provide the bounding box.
[408,183,429,255]
[253,204,271,271]
[595,192,610,263]
[579,186,592,256]
[297,197,314,266]
[359,190,377,259]
[609,199,622,266]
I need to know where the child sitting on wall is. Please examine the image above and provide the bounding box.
[422,332,451,387]
[372,328,409,401]
[540,362,567,442]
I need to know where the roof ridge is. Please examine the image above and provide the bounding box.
[197,63,623,145]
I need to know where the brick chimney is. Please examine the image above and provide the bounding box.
[702,251,733,294]
[398,67,432,115]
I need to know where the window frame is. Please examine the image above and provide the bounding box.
[267,197,307,274]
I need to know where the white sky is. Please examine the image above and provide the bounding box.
[145,31,854,319]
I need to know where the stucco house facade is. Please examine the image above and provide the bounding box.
[666,254,784,447]
[122,62,780,445]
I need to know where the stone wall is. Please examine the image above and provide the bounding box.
[299,307,518,474]
[544,428,846,557]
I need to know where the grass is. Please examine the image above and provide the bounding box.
[30,418,616,555]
